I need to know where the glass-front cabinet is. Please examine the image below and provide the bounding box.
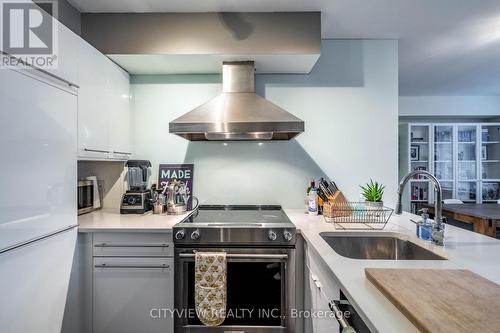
[481,125,500,202]
[404,123,500,212]
[433,125,454,182]
[433,125,454,201]
[457,125,478,202]
[457,181,477,202]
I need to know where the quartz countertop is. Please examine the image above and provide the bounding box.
[285,209,500,333]
[78,208,500,332]
[78,209,191,232]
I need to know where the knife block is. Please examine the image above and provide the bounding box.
[324,191,352,218]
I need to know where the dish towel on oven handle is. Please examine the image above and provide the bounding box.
[194,252,227,326]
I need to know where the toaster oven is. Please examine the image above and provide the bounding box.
[78,180,98,215]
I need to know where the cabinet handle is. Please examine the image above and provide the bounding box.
[84,148,110,153]
[94,243,170,248]
[113,151,132,155]
[1,225,77,254]
[311,274,322,289]
[1,51,80,88]
[95,263,170,269]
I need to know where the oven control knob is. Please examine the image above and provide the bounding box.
[175,229,185,240]
[283,230,293,241]
[191,229,200,240]
[268,230,277,241]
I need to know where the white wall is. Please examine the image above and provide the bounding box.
[399,96,500,117]
[131,39,399,208]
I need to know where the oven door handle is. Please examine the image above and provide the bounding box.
[178,253,288,259]
[94,263,170,269]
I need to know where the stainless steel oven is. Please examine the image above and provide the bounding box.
[174,246,296,333]
[173,205,298,333]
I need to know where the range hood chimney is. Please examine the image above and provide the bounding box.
[169,61,305,141]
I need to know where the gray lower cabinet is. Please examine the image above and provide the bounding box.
[62,232,175,333]
[93,257,174,333]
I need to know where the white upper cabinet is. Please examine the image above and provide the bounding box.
[78,40,110,157]
[0,10,78,86]
[49,22,79,86]
[77,40,131,160]
[107,63,132,159]
[4,3,131,160]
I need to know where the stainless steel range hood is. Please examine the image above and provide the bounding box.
[169,61,305,141]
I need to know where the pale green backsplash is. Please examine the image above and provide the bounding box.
[130,40,399,208]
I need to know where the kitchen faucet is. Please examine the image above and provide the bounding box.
[395,170,445,246]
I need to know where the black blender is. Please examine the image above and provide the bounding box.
[120,160,153,214]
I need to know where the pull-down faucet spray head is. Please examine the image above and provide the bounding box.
[396,170,445,246]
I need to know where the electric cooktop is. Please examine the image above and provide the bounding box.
[173,205,296,246]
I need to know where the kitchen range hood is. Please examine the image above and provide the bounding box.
[81,12,321,74]
[169,61,305,141]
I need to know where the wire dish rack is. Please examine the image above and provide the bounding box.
[323,201,393,230]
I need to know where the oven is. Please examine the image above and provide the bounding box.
[174,246,296,333]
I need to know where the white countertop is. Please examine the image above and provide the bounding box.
[78,208,500,332]
[78,209,191,232]
[285,209,500,333]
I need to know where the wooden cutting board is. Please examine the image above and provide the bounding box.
[365,268,500,333]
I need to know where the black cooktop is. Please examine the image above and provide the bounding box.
[174,205,296,245]
[182,205,293,226]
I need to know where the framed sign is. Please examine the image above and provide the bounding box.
[410,145,420,161]
[158,164,194,209]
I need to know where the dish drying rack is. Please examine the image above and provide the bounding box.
[323,192,393,230]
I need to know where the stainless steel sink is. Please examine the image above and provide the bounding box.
[320,233,446,260]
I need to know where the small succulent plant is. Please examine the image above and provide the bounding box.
[360,179,385,202]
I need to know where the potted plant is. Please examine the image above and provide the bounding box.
[360,179,385,209]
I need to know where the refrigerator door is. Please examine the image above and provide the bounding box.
[0,68,77,251]
[0,67,78,333]
[0,227,77,333]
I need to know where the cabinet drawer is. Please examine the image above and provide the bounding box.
[93,257,173,333]
[93,233,173,257]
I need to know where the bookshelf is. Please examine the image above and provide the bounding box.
[400,123,500,213]
[481,125,500,202]
[408,124,432,213]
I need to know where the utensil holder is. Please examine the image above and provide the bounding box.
[152,201,165,214]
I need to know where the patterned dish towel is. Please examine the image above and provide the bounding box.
[195,252,227,326]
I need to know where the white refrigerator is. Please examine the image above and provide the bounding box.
[0,67,78,333]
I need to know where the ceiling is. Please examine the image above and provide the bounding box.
[69,0,500,96]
